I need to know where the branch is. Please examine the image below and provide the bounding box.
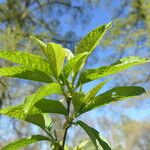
[33,0,83,12]
[112,0,129,18]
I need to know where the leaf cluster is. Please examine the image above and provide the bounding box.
[0,22,150,150]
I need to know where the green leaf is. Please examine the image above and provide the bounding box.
[1,135,49,150]
[0,105,51,129]
[64,48,74,60]
[75,22,112,55]
[0,50,52,75]
[31,37,68,76]
[78,80,109,114]
[75,140,89,149]
[72,92,85,113]
[47,43,66,77]
[26,113,51,129]
[0,66,53,83]
[0,99,67,128]
[76,121,111,150]
[63,52,88,78]
[30,36,47,51]
[78,56,150,85]
[81,86,146,114]
[24,83,62,112]
[83,80,109,103]
[29,98,68,115]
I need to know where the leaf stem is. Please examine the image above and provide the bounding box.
[54,130,58,141]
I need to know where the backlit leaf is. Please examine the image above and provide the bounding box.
[0,50,52,75]
[78,80,109,114]
[47,43,66,77]
[1,135,50,150]
[78,56,150,85]
[24,83,62,112]
[0,105,51,129]
[81,86,146,114]
[75,22,112,54]
[0,66,52,83]
[63,52,88,78]
[83,80,109,103]
[64,48,74,60]
[30,36,47,51]
[72,92,85,113]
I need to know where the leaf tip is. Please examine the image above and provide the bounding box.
[106,21,113,30]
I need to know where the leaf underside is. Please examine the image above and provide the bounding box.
[76,120,111,150]
[0,66,52,83]
[0,50,52,75]
[0,104,51,129]
[0,99,67,128]
[29,98,68,115]
[63,52,88,78]
[75,22,112,54]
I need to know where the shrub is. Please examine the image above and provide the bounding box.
[0,22,150,150]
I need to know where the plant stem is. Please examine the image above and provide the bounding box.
[61,98,71,149]
[57,76,73,149]
[62,126,70,149]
